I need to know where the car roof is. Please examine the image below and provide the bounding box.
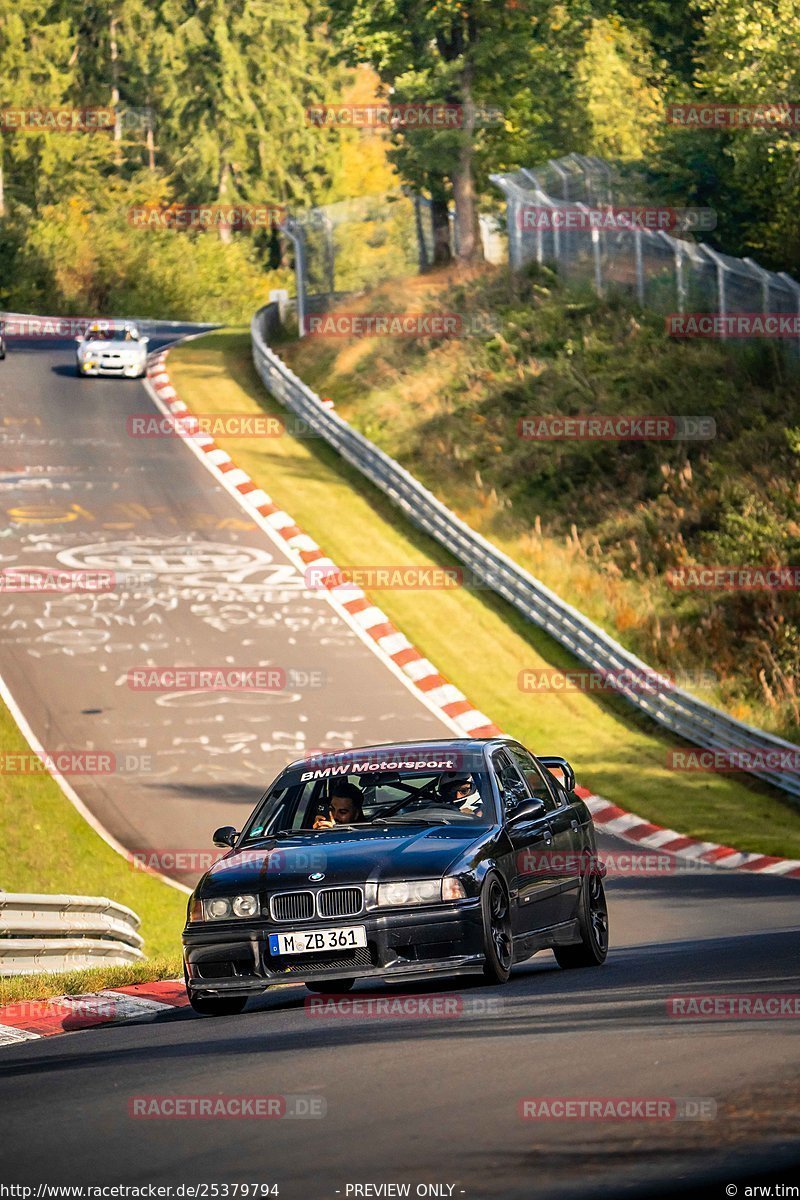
[283,737,514,773]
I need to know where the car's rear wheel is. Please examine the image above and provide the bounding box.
[554,871,609,968]
[480,874,513,984]
[304,978,355,994]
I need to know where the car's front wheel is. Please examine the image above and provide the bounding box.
[305,979,355,994]
[554,871,609,969]
[480,874,513,984]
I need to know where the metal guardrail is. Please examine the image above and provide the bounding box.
[0,893,144,975]
[252,303,800,803]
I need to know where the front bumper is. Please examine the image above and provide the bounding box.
[183,901,485,996]
[78,358,145,378]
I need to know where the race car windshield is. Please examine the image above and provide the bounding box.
[86,328,136,341]
[241,762,496,840]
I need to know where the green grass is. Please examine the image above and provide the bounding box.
[0,958,183,1006]
[0,699,188,997]
[166,329,800,860]
[278,267,800,743]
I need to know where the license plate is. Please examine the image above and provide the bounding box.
[268,925,367,956]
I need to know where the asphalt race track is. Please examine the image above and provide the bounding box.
[0,330,447,885]
[0,864,798,1198]
[0,332,799,1198]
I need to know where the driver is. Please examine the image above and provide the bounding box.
[313,782,365,829]
[438,773,483,817]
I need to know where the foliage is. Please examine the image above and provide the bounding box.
[0,0,342,317]
[280,266,800,739]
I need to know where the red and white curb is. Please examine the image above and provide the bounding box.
[145,355,499,740]
[145,350,800,883]
[0,980,190,1046]
[578,789,800,878]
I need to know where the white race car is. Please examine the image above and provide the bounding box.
[76,321,149,378]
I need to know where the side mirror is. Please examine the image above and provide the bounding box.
[140,335,149,345]
[75,335,84,344]
[212,825,239,848]
[507,796,546,823]
[539,756,576,794]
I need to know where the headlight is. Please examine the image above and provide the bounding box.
[201,894,259,921]
[377,879,453,908]
[232,893,259,918]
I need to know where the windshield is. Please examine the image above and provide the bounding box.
[240,765,497,841]
[85,328,137,341]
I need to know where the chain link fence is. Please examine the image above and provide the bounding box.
[491,154,800,365]
[279,193,423,332]
[281,191,505,332]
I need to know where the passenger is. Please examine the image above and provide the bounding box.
[439,773,483,817]
[313,782,365,829]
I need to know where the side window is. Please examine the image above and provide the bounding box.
[507,745,560,813]
[290,780,327,830]
[492,750,530,812]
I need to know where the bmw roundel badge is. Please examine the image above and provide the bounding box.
[309,872,325,881]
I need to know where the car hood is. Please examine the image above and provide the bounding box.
[81,339,144,353]
[199,824,490,896]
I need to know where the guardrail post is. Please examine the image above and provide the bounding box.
[701,245,728,338]
[280,217,308,337]
[634,229,645,306]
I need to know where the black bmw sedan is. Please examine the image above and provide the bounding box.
[182,737,609,1015]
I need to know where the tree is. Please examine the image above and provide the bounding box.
[326,0,605,263]
[689,0,800,270]
[149,0,337,234]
